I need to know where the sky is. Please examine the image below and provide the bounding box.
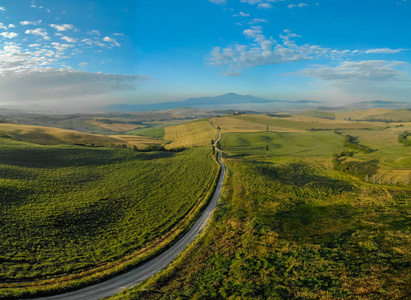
[0,0,410,111]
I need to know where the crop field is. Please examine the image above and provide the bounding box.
[164,119,218,148]
[0,123,161,149]
[0,138,218,285]
[112,130,411,300]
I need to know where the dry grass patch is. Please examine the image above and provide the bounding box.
[109,135,163,148]
[0,123,162,149]
[164,120,218,148]
[336,109,411,122]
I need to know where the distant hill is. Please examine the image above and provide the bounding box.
[335,108,411,122]
[345,100,410,109]
[298,110,336,119]
[107,93,322,112]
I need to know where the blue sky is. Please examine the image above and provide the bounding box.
[0,0,410,110]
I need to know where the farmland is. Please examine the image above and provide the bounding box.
[0,137,219,298]
[164,119,218,148]
[1,109,411,299]
[108,111,411,300]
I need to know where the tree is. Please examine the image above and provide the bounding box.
[133,145,138,151]
[266,126,269,131]
[211,139,214,145]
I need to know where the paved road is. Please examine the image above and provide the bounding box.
[33,131,225,300]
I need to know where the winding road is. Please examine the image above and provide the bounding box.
[34,130,225,300]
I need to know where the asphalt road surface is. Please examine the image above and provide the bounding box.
[33,131,225,300]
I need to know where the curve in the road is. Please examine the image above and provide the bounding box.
[33,130,225,300]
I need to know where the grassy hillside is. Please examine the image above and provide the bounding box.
[88,120,146,132]
[0,138,218,289]
[211,114,386,133]
[219,131,345,158]
[164,119,218,148]
[298,110,336,119]
[0,123,162,149]
[335,108,411,122]
[211,116,305,133]
[111,132,411,300]
[126,127,166,139]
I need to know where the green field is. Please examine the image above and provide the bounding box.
[126,127,166,139]
[219,131,346,157]
[0,138,218,285]
[2,110,411,299]
[112,130,411,300]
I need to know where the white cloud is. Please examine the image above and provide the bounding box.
[0,68,148,101]
[291,60,411,98]
[113,33,123,36]
[46,9,51,13]
[28,43,41,47]
[103,36,120,47]
[0,32,19,39]
[61,36,78,43]
[25,28,50,40]
[0,43,148,103]
[365,48,405,54]
[52,42,74,52]
[240,0,262,4]
[289,3,309,8]
[82,38,106,47]
[249,18,268,24]
[0,7,6,12]
[88,30,101,36]
[50,24,75,31]
[0,23,7,30]
[239,11,250,17]
[208,27,330,72]
[293,60,410,82]
[209,0,227,4]
[8,24,15,28]
[20,20,42,26]
[258,3,272,8]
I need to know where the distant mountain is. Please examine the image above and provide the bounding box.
[107,93,322,112]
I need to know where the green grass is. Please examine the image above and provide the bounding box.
[220,131,346,157]
[126,127,166,139]
[340,129,411,169]
[0,138,217,283]
[110,145,411,300]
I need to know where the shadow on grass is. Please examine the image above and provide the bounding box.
[0,148,175,169]
[257,162,354,191]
